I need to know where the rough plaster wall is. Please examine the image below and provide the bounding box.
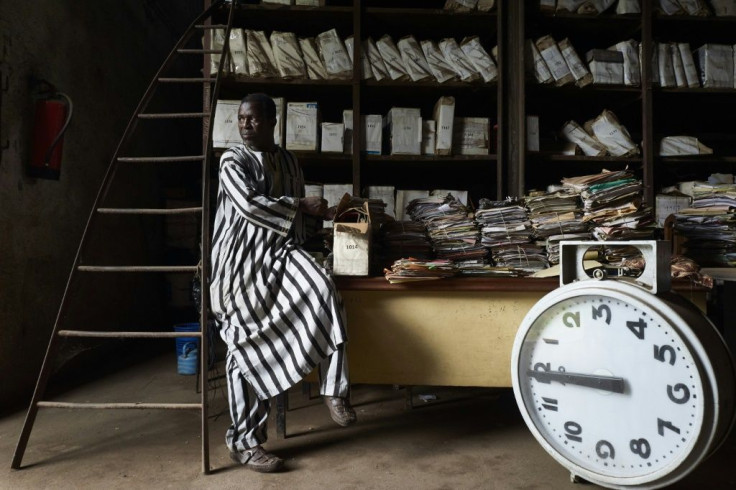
[0,1,202,412]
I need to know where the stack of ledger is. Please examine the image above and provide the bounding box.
[524,189,591,265]
[674,180,736,267]
[383,258,457,284]
[475,199,548,275]
[407,194,487,267]
[562,170,655,242]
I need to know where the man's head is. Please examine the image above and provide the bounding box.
[238,93,277,151]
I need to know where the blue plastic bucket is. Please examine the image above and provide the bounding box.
[173,322,200,356]
[177,342,198,375]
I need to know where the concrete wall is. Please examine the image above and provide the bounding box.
[0,0,202,413]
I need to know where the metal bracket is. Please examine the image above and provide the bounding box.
[560,240,671,294]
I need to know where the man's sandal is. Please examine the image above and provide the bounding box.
[324,396,357,427]
[230,445,284,473]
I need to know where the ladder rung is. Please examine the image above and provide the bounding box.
[138,112,210,119]
[158,77,214,83]
[97,207,203,215]
[77,265,199,272]
[117,155,205,163]
[196,24,227,29]
[58,330,202,339]
[37,401,202,410]
[177,49,220,54]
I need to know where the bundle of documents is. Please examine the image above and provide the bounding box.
[674,180,736,267]
[524,190,588,239]
[474,200,532,248]
[546,232,593,265]
[383,258,457,284]
[378,221,434,267]
[490,243,549,275]
[407,194,486,263]
[563,169,655,241]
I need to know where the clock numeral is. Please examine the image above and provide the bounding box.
[596,440,615,460]
[667,383,691,404]
[653,344,676,366]
[657,418,681,436]
[626,318,647,340]
[564,421,582,443]
[533,362,550,373]
[562,311,580,328]
[629,438,651,459]
[592,304,612,325]
[541,397,558,411]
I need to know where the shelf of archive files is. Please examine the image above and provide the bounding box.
[205,0,504,205]
[511,0,736,205]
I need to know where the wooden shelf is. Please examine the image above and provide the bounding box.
[366,154,496,163]
[527,153,642,163]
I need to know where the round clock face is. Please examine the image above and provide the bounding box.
[514,288,706,487]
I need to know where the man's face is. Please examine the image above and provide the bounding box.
[238,101,276,151]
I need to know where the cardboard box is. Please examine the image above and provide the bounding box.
[694,43,734,88]
[321,122,344,153]
[453,117,490,155]
[385,107,422,155]
[286,102,319,151]
[422,120,436,155]
[332,201,372,276]
[433,96,455,155]
[343,111,382,154]
[656,194,691,227]
[526,115,540,152]
[213,100,241,149]
[586,49,624,85]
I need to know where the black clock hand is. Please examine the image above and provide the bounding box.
[527,370,625,394]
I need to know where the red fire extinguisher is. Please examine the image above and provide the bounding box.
[28,91,73,180]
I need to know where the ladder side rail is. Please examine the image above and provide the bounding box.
[198,0,236,474]
[11,0,227,471]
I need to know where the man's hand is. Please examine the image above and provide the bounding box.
[299,196,329,218]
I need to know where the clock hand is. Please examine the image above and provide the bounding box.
[527,370,625,394]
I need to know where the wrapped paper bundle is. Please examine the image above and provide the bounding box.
[421,40,457,83]
[299,37,329,80]
[610,39,641,86]
[316,28,352,79]
[229,29,248,75]
[659,136,714,156]
[439,38,480,82]
[208,28,228,75]
[585,109,640,157]
[536,35,575,86]
[376,35,410,81]
[270,31,306,79]
[558,38,592,87]
[526,40,553,84]
[246,30,279,77]
[460,36,498,82]
[561,120,607,156]
[344,36,374,80]
[397,36,432,82]
[364,38,389,81]
[616,0,641,14]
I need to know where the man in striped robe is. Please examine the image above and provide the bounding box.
[210,93,356,473]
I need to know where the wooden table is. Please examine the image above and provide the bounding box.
[275,277,708,437]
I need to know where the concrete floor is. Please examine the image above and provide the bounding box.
[1,352,735,489]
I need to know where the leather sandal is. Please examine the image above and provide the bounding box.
[230,445,284,473]
[324,396,357,427]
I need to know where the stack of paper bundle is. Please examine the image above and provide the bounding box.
[475,199,548,275]
[562,170,655,242]
[524,189,591,265]
[383,258,457,284]
[378,221,434,269]
[674,180,736,267]
[407,194,487,266]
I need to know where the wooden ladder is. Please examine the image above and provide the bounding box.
[11,0,235,474]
